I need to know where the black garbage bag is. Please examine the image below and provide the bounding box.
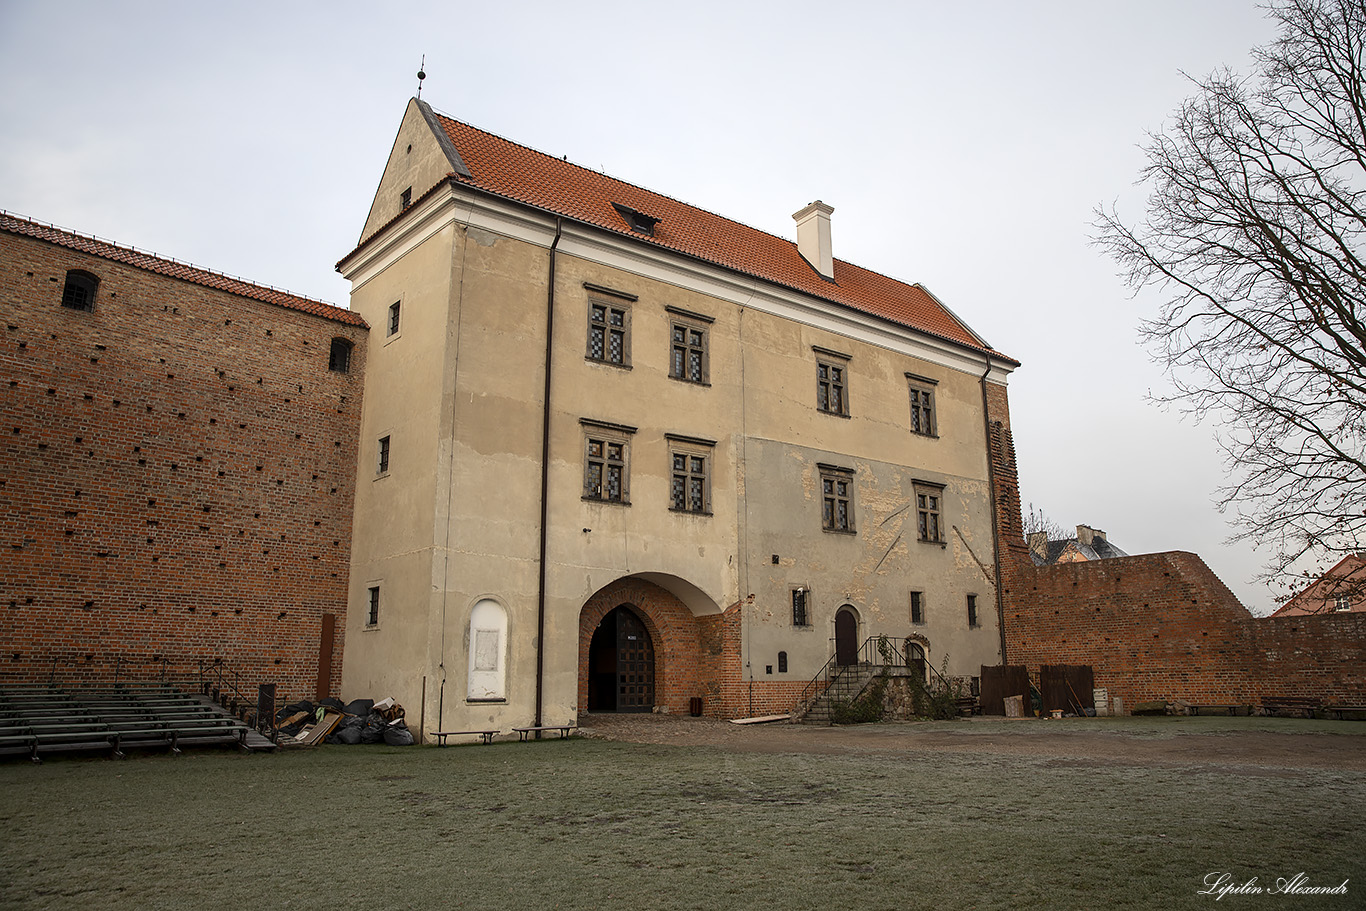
[359,712,387,744]
[326,715,364,745]
[343,698,374,717]
[317,696,346,714]
[383,721,414,746]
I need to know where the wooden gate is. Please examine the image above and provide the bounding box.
[979,665,1031,716]
[1040,665,1094,715]
[615,607,655,712]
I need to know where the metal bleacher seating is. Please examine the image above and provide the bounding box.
[0,684,261,763]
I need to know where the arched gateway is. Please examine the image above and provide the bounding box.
[577,576,718,715]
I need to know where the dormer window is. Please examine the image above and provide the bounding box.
[61,270,99,311]
[611,202,660,237]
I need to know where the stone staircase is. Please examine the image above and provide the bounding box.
[794,662,883,725]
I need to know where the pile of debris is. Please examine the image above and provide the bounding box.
[274,696,413,748]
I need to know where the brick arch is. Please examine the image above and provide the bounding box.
[577,577,706,715]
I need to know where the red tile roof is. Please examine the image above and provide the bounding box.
[343,108,1013,363]
[2,211,368,329]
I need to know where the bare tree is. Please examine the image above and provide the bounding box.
[1022,502,1069,543]
[1095,0,1366,585]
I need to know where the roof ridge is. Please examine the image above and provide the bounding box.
[1,210,367,328]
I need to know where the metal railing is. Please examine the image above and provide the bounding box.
[794,635,934,716]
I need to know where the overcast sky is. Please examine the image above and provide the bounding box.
[0,1,1286,612]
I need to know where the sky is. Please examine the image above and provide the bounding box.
[0,1,1285,613]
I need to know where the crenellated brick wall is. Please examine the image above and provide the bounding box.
[1,228,367,703]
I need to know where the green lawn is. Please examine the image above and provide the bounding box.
[0,721,1361,910]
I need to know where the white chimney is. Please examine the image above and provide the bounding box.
[793,200,835,280]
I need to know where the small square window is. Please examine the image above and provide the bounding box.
[915,481,945,543]
[367,586,380,626]
[910,591,925,625]
[329,338,353,373]
[377,435,391,475]
[61,270,99,311]
[387,302,401,337]
[819,465,855,533]
[582,420,635,504]
[967,594,979,628]
[907,374,938,437]
[1335,594,1351,612]
[587,300,631,366]
[791,588,810,627]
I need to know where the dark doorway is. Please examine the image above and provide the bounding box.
[834,607,858,666]
[587,604,655,712]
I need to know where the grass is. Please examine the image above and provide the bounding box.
[0,719,1362,910]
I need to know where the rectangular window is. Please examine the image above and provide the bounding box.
[377,435,391,475]
[387,301,401,337]
[816,362,848,415]
[400,186,412,209]
[907,374,938,436]
[967,594,979,628]
[791,588,809,627]
[1336,595,1351,611]
[819,464,855,533]
[911,591,925,625]
[915,481,944,543]
[581,419,635,504]
[587,301,630,366]
[367,586,380,626]
[667,434,715,515]
[667,307,713,384]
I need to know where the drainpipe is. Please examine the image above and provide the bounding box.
[981,354,1009,666]
[535,218,563,732]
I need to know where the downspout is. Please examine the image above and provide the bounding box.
[981,354,1009,666]
[535,218,563,731]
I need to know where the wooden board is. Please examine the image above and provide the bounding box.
[294,711,342,747]
[729,714,789,725]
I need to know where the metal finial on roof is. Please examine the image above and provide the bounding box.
[417,56,426,99]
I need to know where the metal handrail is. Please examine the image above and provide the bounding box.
[793,635,926,715]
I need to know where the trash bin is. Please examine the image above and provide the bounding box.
[689,697,703,717]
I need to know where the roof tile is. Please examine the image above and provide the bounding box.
[2,212,368,329]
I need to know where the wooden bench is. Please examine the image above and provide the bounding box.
[1259,698,1321,718]
[1325,705,1366,720]
[430,729,498,746]
[1188,704,1250,716]
[512,724,576,741]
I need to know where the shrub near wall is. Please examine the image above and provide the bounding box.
[0,226,367,702]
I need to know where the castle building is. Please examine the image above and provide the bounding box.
[336,99,1019,728]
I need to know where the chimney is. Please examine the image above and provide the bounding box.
[793,200,835,280]
[1076,525,1095,547]
[1027,532,1048,561]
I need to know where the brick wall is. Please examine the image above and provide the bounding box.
[985,383,1366,709]
[1,230,367,703]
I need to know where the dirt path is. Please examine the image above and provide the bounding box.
[577,712,1366,772]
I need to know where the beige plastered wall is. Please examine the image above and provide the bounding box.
[344,180,1006,727]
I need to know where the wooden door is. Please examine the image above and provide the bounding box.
[615,607,655,712]
[834,608,858,666]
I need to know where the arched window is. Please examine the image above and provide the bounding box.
[467,599,508,701]
[777,651,788,674]
[328,338,353,373]
[61,270,99,311]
